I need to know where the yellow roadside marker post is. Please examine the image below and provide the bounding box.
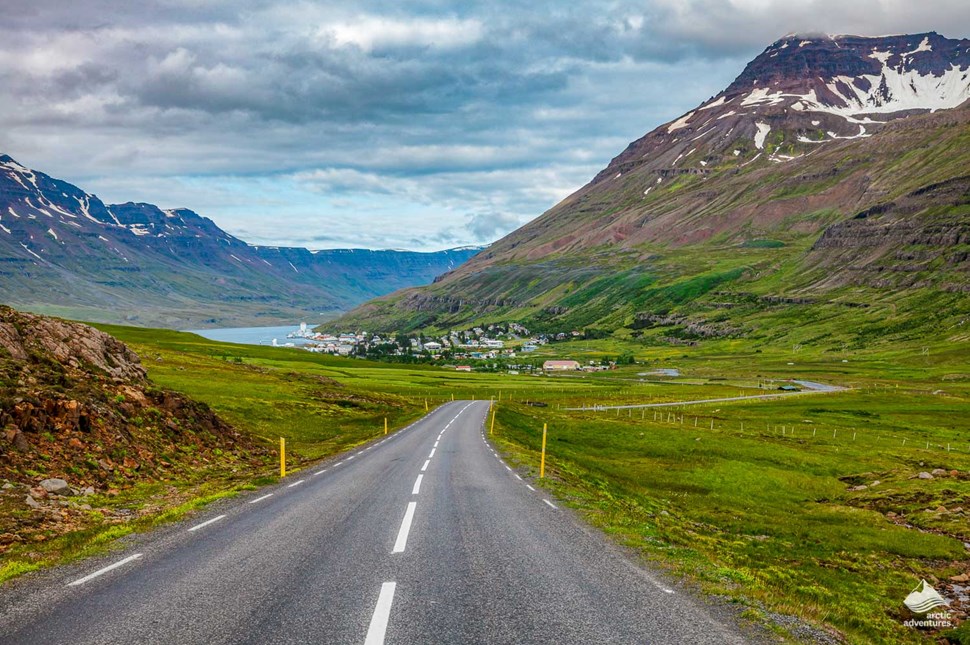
[280,437,286,478]
[385,417,388,435]
[490,406,496,435]
[425,399,428,412]
[451,393,455,401]
[540,423,548,478]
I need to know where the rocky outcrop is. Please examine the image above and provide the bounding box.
[631,313,743,339]
[809,177,970,289]
[0,306,268,557]
[398,292,520,315]
[0,305,264,490]
[0,309,146,381]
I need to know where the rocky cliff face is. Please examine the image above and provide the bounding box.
[808,175,970,291]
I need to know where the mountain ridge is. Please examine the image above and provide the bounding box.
[329,32,970,344]
[0,155,482,328]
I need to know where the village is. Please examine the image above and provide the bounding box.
[285,321,619,373]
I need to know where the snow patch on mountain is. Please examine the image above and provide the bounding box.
[754,122,771,149]
[741,87,787,107]
[19,243,42,261]
[699,96,728,110]
[808,65,967,116]
[667,111,695,133]
[869,49,892,65]
[738,61,970,119]
[902,36,932,58]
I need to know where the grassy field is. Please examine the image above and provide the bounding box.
[4,321,967,642]
[492,388,969,638]
[103,326,970,642]
[473,346,970,643]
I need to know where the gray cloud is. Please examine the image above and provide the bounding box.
[0,1,967,251]
[466,212,521,242]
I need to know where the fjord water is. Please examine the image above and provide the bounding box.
[187,325,311,346]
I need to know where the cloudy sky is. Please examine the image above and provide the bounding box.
[1,1,967,251]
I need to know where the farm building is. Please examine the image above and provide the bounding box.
[543,360,581,372]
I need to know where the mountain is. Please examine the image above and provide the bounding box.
[0,155,482,327]
[331,32,970,347]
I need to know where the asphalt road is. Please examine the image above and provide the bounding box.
[0,401,756,644]
[566,379,846,411]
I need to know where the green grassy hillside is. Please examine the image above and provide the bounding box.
[330,107,970,349]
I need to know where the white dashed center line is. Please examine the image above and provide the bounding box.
[364,581,397,645]
[420,460,430,472]
[392,502,417,553]
[428,448,436,458]
[412,474,423,495]
[188,514,226,532]
[67,553,142,587]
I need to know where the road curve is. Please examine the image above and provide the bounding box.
[568,380,847,411]
[0,401,756,644]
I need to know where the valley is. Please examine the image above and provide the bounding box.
[1,24,969,645]
[2,318,967,643]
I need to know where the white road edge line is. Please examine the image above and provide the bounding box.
[514,474,522,480]
[312,469,327,477]
[188,514,226,532]
[287,480,305,488]
[412,474,423,495]
[68,553,142,587]
[249,493,273,504]
[526,485,536,491]
[364,581,397,645]
[392,502,417,553]
[420,460,430,472]
[543,499,558,509]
